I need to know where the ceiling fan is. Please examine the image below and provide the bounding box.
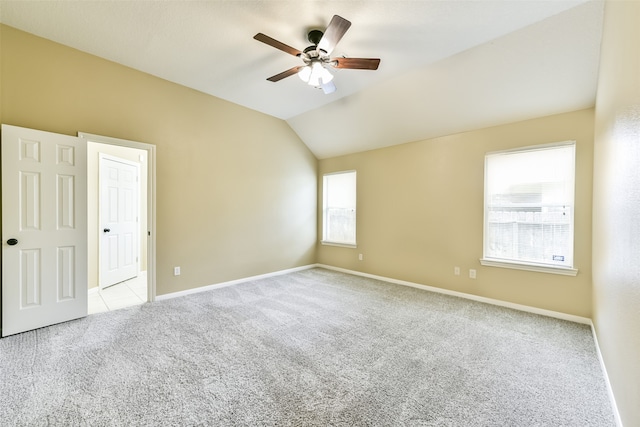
[253,15,380,94]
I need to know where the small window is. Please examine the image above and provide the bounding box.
[322,171,356,246]
[482,142,576,274]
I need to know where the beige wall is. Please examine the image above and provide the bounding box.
[319,109,595,317]
[3,12,635,422]
[87,142,148,290]
[0,25,318,296]
[592,1,640,426]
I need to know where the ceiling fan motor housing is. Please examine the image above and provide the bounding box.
[307,29,324,45]
[303,30,328,60]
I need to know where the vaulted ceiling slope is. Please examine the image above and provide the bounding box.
[0,0,604,159]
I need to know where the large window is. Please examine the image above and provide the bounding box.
[322,171,356,246]
[482,142,577,275]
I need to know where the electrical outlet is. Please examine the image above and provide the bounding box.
[454,266,460,276]
[174,266,181,276]
[359,254,364,261]
[469,269,477,279]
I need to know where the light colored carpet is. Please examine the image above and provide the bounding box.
[0,268,615,426]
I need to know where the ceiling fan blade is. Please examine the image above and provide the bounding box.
[267,66,304,82]
[254,33,302,57]
[317,15,351,55]
[333,57,380,70]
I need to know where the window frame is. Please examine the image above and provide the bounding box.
[321,170,357,248]
[480,141,578,276]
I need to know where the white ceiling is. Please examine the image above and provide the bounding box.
[0,0,604,159]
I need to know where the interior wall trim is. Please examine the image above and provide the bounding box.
[154,262,621,424]
[158,262,592,323]
[155,264,318,301]
[318,264,622,425]
[590,322,624,427]
[318,264,591,324]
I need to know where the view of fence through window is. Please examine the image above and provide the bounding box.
[484,143,575,268]
[323,171,356,245]
[486,205,572,265]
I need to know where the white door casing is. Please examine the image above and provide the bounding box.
[2,125,87,337]
[99,155,140,288]
[79,131,156,304]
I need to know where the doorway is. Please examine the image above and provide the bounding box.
[1,125,156,336]
[82,133,156,313]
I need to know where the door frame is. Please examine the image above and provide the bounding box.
[79,132,157,302]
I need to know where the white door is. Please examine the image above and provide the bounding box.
[99,155,139,288]
[2,125,87,337]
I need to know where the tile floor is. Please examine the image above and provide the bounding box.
[88,272,147,314]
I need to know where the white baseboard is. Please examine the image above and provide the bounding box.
[317,264,591,324]
[154,262,621,424]
[590,322,624,427]
[318,264,625,425]
[155,264,318,301]
[157,262,588,323]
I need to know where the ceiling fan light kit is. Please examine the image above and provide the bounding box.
[253,15,380,94]
[298,62,334,86]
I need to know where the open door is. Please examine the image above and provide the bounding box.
[2,125,87,337]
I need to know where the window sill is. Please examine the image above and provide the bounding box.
[321,241,357,249]
[479,258,578,276]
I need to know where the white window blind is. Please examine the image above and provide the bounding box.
[483,142,576,270]
[323,171,356,246]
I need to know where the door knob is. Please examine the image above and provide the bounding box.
[7,238,18,246]
[103,228,111,233]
